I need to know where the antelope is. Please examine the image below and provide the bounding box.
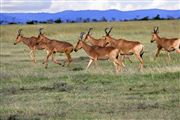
[36,28,74,68]
[74,32,124,73]
[151,27,180,60]
[104,27,144,70]
[14,29,45,63]
[84,28,133,63]
[83,28,108,47]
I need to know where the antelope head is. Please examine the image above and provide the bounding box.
[84,28,93,41]
[103,27,113,46]
[37,28,46,45]
[14,29,23,45]
[74,32,86,52]
[151,26,159,43]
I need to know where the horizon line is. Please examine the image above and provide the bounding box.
[1,8,180,14]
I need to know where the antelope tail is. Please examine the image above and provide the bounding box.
[140,45,144,58]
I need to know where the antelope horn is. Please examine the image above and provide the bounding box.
[39,28,44,34]
[154,26,159,32]
[152,27,155,33]
[18,29,22,35]
[108,27,113,35]
[80,32,86,40]
[105,28,109,35]
[156,27,159,32]
[87,28,93,35]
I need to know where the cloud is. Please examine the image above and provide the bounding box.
[47,0,179,13]
[1,0,179,13]
[1,0,51,12]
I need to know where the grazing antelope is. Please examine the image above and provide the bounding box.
[83,28,108,47]
[36,28,74,68]
[151,27,180,60]
[104,27,144,70]
[74,32,124,73]
[14,29,45,63]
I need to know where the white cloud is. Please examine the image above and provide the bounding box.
[1,0,51,12]
[150,0,178,9]
[47,0,179,13]
[1,0,179,13]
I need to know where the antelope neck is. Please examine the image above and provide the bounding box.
[81,41,93,55]
[154,34,162,44]
[21,36,30,45]
[109,37,117,47]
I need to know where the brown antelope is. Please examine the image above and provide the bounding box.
[83,28,108,47]
[151,27,180,60]
[36,28,74,68]
[74,32,124,73]
[14,29,45,63]
[104,27,144,70]
[84,28,133,63]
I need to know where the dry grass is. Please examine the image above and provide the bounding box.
[0,20,180,120]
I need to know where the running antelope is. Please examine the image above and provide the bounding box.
[104,27,144,70]
[84,28,132,63]
[14,29,45,63]
[83,28,108,47]
[36,28,74,68]
[151,27,180,60]
[74,32,124,73]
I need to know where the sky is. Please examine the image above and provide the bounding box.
[1,0,179,13]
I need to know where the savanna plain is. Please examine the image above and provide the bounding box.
[0,20,180,120]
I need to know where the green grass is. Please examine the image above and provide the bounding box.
[0,20,180,120]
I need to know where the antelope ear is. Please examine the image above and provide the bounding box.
[156,27,159,33]
[153,26,156,32]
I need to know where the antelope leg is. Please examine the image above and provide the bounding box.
[44,51,53,69]
[112,61,119,74]
[154,47,162,60]
[135,53,144,70]
[51,53,61,65]
[167,52,171,61]
[126,55,133,63]
[29,50,36,63]
[32,50,36,63]
[64,53,72,67]
[86,59,94,71]
[43,50,50,64]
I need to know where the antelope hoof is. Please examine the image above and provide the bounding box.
[115,71,119,75]
[138,66,143,71]
[45,66,48,69]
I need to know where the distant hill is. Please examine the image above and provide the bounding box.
[0,9,179,24]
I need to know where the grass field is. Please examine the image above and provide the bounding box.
[0,20,180,120]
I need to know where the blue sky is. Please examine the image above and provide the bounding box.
[1,0,179,13]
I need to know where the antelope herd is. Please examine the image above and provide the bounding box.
[14,27,180,73]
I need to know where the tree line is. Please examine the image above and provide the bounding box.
[1,14,179,25]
